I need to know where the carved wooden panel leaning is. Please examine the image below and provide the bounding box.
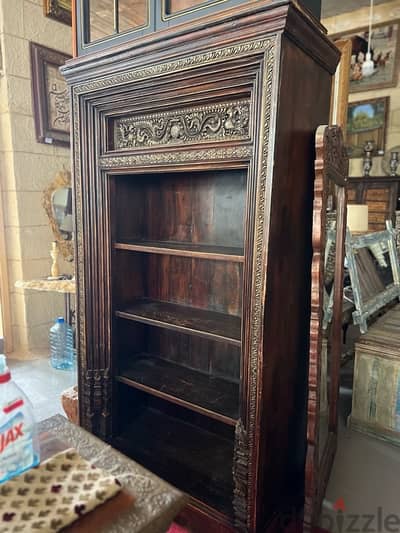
[304,125,348,531]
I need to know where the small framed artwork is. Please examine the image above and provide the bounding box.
[346,97,389,158]
[43,0,72,26]
[332,20,400,93]
[30,42,72,147]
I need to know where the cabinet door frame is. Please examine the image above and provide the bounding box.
[75,0,155,56]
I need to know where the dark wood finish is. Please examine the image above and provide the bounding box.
[347,176,400,231]
[117,354,239,423]
[116,298,241,344]
[114,241,244,262]
[114,171,246,247]
[304,126,348,531]
[66,1,339,530]
[114,398,235,518]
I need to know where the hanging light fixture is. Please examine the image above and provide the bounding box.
[362,0,375,77]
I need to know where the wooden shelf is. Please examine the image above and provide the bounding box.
[114,240,244,262]
[116,355,239,425]
[113,406,234,517]
[115,299,241,346]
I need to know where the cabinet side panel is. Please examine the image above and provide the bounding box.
[258,35,334,527]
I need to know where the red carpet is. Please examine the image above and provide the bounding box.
[167,524,190,533]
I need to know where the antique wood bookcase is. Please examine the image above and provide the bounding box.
[64,1,339,531]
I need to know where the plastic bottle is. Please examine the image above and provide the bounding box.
[0,354,40,483]
[49,317,75,370]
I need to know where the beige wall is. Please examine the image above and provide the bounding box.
[323,0,400,177]
[0,0,72,357]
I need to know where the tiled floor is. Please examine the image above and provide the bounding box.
[7,357,77,421]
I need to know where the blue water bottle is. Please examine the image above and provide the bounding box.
[49,317,75,370]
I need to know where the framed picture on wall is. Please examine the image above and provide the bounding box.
[43,0,72,26]
[30,42,72,147]
[332,20,400,93]
[346,96,389,158]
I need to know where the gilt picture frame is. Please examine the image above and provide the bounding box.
[331,20,400,93]
[329,39,352,133]
[30,42,72,147]
[346,96,389,158]
[43,0,72,26]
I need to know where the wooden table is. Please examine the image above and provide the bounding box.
[38,415,186,533]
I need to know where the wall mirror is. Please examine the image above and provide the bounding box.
[345,221,400,333]
[42,170,74,261]
[304,125,348,531]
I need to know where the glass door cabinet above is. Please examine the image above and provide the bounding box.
[75,0,248,55]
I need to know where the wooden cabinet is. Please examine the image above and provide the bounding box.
[347,177,400,232]
[64,1,338,530]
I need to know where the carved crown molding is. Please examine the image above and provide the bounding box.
[73,39,271,95]
[113,100,251,150]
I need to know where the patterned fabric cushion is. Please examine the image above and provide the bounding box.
[0,448,121,532]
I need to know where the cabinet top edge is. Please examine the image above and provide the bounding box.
[62,0,338,84]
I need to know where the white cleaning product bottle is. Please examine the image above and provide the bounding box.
[0,355,40,483]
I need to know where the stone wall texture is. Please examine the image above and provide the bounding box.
[0,0,72,357]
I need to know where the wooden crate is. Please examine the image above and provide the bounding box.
[349,304,400,445]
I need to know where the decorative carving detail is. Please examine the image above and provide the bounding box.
[241,38,276,532]
[114,100,250,149]
[73,39,271,95]
[72,88,88,429]
[82,368,112,437]
[99,146,253,169]
[322,125,349,184]
[233,419,249,532]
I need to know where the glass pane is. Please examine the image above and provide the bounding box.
[119,0,148,33]
[164,0,224,17]
[89,0,115,42]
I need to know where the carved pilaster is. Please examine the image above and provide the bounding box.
[80,370,93,432]
[233,419,249,532]
[82,368,112,439]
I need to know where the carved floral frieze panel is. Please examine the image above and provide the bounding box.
[112,99,251,150]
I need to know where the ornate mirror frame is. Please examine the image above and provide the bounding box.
[42,170,74,261]
[345,221,400,334]
[304,125,348,530]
